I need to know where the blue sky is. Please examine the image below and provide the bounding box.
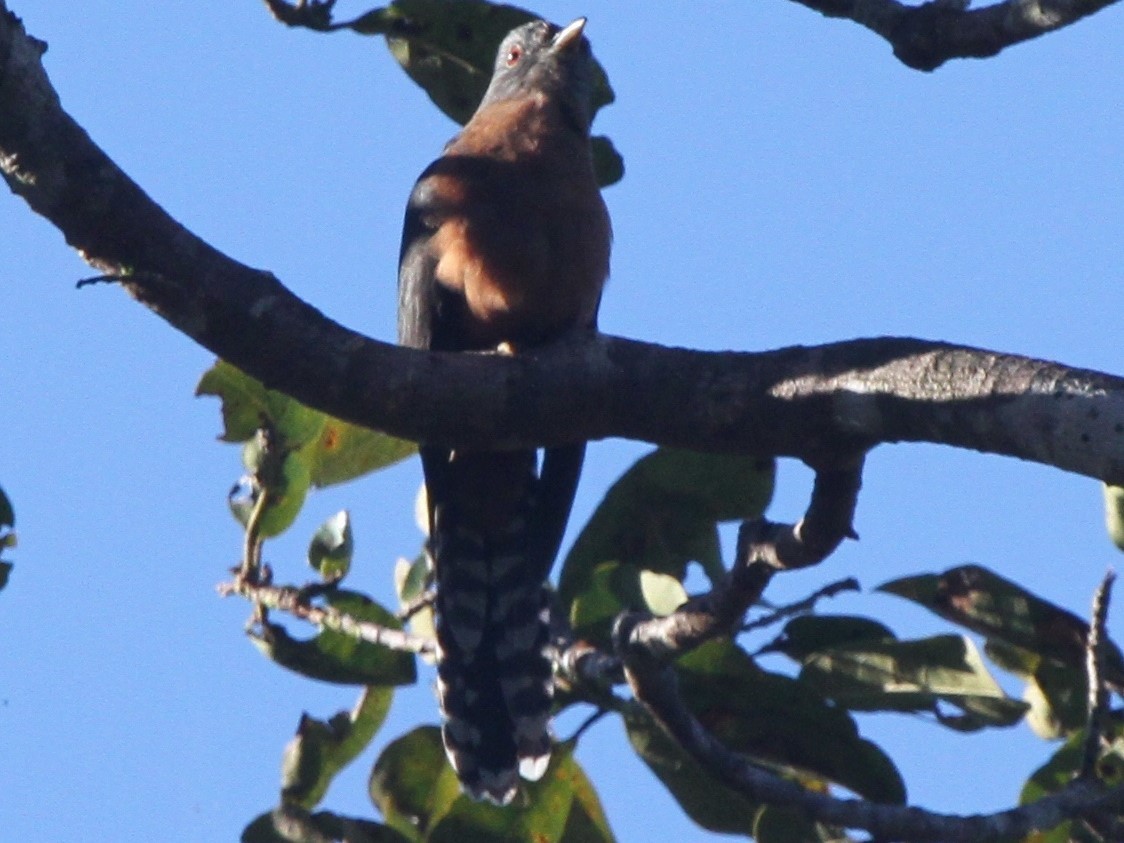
[2,2,1122,840]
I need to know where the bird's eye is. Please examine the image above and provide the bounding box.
[505,45,523,66]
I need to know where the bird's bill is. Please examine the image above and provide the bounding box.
[551,17,587,51]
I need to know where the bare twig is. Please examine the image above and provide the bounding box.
[741,576,861,634]
[786,0,1123,71]
[1081,570,1117,780]
[218,578,435,656]
[395,589,436,622]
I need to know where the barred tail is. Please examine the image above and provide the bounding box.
[424,448,555,805]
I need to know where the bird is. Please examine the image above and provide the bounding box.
[396,17,611,805]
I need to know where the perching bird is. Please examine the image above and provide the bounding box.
[396,17,611,804]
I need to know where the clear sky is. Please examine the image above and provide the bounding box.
[2,2,1122,841]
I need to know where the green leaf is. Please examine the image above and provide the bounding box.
[370,726,460,841]
[1104,484,1124,552]
[395,554,431,606]
[559,748,614,843]
[763,614,897,661]
[427,753,576,843]
[639,569,688,616]
[198,361,414,488]
[394,555,436,659]
[310,417,416,488]
[568,561,636,644]
[198,361,324,448]
[624,704,760,835]
[569,561,687,647]
[559,448,774,611]
[280,686,394,810]
[231,446,313,539]
[250,590,417,686]
[985,640,1087,739]
[1019,730,1116,842]
[308,510,355,583]
[370,730,611,843]
[1022,720,1124,817]
[798,634,1027,730]
[879,565,1124,688]
[677,641,906,804]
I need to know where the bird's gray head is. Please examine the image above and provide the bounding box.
[478,18,596,131]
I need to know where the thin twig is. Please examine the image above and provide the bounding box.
[1081,570,1117,780]
[396,589,436,622]
[741,576,861,634]
[218,578,435,656]
[569,707,611,744]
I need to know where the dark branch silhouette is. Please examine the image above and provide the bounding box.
[787,0,1123,70]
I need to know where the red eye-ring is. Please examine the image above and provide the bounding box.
[505,45,523,66]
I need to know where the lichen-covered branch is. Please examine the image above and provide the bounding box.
[3,6,1123,485]
[787,0,1122,70]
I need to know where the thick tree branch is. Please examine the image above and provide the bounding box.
[3,6,1124,486]
[787,0,1122,70]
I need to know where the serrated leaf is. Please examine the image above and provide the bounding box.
[308,510,354,583]
[281,686,394,809]
[799,634,1027,729]
[879,565,1124,688]
[559,448,774,612]
[250,590,416,686]
[677,641,906,804]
